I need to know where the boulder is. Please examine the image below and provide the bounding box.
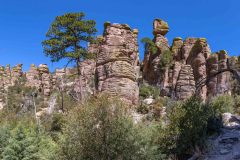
[153,19,169,36]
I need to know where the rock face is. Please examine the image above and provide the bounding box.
[0,22,141,107]
[175,65,195,100]
[171,37,183,61]
[142,18,233,101]
[153,18,169,36]
[73,59,96,100]
[0,20,236,107]
[96,22,139,104]
[26,64,41,89]
[143,19,170,88]
[39,64,52,101]
[207,51,232,98]
[201,113,240,160]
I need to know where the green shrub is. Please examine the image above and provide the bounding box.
[139,85,160,99]
[137,103,150,114]
[151,98,165,120]
[158,97,211,158]
[137,123,166,160]
[141,37,158,54]
[210,94,234,115]
[0,120,57,160]
[159,50,173,68]
[56,92,77,112]
[57,94,144,160]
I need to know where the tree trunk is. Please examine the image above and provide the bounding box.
[76,59,83,102]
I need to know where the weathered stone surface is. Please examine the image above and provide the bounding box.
[26,64,41,89]
[11,64,23,85]
[207,51,231,98]
[185,38,210,100]
[73,59,96,100]
[96,22,139,104]
[142,19,235,101]
[171,37,183,61]
[201,113,240,160]
[39,64,52,100]
[217,50,231,95]
[153,19,169,36]
[206,54,219,97]
[175,65,195,100]
[143,18,170,86]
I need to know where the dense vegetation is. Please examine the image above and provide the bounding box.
[1,12,240,160]
[1,81,239,160]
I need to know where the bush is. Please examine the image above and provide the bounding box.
[139,85,160,99]
[141,37,158,54]
[6,77,44,114]
[45,113,66,141]
[159,50,173,68]
[137,103,150,114]
[210,94,234,115]
[158,97,211,158]
[137,123,166,160]
[57,94,144,160]
[56,92,77,112]
[0,119,57,160]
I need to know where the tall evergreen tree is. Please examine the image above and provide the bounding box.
[42,12,97,75]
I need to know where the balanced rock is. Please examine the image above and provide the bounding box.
[153,19,169,36]
[142,19,235,101]
[143,18,170,86]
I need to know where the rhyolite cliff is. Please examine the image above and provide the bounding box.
[142,19,236,101]
[0,18,239,110]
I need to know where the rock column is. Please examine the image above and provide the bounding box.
[96,22,139,104]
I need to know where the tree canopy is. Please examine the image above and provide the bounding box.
[42,12,97,74]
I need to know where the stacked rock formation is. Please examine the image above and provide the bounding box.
[0,19,236,107]
[72,60,96,100]
[175,65,195,100]
[0,66,6,109]
[39,64,52,101]
[142,18,232,100]
[11,64,23,85]
[52,68,65,89]
[95,22,140,104]
[207,50,231,97]
[143,19,170,86]
[26,64,41,89]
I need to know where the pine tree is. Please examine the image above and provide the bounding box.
[42,12,97,75]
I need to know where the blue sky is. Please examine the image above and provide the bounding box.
[0,0,240,71]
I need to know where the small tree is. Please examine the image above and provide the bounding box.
[141,37,158,54]
[141,37,173,69]
[42,12,97,75]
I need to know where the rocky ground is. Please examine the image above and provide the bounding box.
[201,113,240,160]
